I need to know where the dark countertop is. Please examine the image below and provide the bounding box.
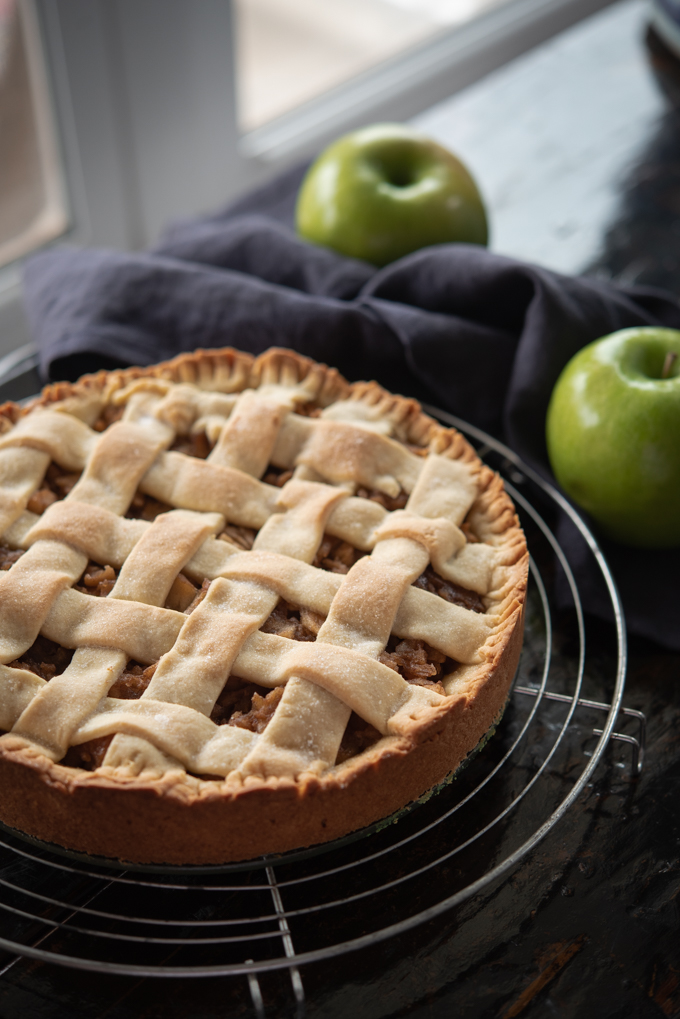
[1,1,680,1016]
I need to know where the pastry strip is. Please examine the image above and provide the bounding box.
[0,448,50,535]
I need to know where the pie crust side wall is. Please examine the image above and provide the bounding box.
[0,609,522,864]
[0,347,528,864]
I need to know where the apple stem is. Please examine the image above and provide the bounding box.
[662,350,678,379]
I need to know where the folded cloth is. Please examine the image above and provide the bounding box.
[23,166,680,649]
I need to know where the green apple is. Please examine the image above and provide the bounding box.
[295,123,488,266]
[546,327,680,548]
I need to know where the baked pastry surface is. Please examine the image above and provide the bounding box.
[0,348,527,864]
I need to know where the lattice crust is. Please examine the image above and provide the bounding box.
[0,349,527,798]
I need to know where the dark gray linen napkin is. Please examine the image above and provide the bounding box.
[23,166,680,649]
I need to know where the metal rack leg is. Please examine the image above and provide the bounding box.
[514,687,646,777]
[246,961,265,1019]
[267,867,306,1018]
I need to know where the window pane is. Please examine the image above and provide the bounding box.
[0,0,67,269]
[236,0,512,132]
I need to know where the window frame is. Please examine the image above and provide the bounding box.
[0,0,68,269]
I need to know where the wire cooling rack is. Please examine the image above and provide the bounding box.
[0,408,642,1017]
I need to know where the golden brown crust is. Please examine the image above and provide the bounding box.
[0,347,528,863]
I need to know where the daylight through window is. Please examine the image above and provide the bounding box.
[0,0,67,270]
[235,0,513,132]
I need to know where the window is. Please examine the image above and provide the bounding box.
[236,0,513,132]
[0,0,67,270]
[0,0,615,362]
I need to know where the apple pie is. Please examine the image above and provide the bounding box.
[0,347,527,864]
